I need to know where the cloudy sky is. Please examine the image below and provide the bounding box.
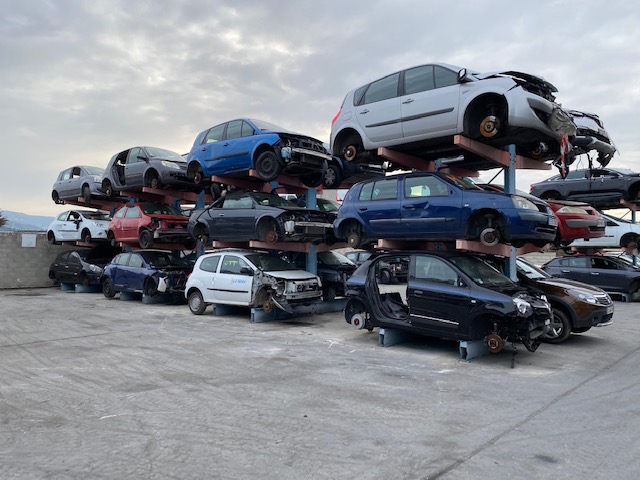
[1,0,639,216]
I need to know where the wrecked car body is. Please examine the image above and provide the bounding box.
[188,191,334,246]
[344,251,552,353]
[185,249,322,315]
[566,110,616,167]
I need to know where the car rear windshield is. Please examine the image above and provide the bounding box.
[246,254,298,271]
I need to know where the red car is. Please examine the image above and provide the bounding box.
[107,202,195,249]
[547,200,606,246]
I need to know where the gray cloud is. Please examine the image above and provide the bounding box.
[1,0,638,215]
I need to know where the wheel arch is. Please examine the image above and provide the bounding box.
[332,127,364,156]
[549,298,577,327]
[627,181,640,200]
[335,217,364,241]
[462,93,508,138]
[465,208,506,238]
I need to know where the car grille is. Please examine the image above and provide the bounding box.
[594,293,612,306]
[290,136,326,153]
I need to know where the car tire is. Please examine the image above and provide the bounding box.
[81,229,92,244]
[257,218,279,244]
[188,290,207,315]
[210,183,222,199]
[379,269,391,285]
[192,168,204,185]
[344,299,367,328]
[144,277,158,296]
[139,229,154,249]
[52,191,62,204]
[79,273,90,288]
[543,307,572,344]
[107,231,117,247]
[103,180,114,197]
[323,164,343,189]
[82,185,91,204]
[102,278,116,298]
[47,231,57,245]
[146,171,160,189]
[346,222,363,248]
[340,134,362,162]
[301,169,326,188]
[255,151,281,182]
[620,233,639,250]
[539,190,561,201]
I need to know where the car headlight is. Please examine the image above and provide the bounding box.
[513,297,533,316]
[556,206,588,215]
[512,195,538,211]
[92,221,103,227]
[89,264,103,274]
[568,289,597,304]
[93,175,102,182]
[160,161,181,170]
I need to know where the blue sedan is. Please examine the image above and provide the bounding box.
[185,118,332,188]
[334,172,557,248]
[101,250,191,299]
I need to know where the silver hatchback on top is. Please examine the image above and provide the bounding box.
[330,63,576,165]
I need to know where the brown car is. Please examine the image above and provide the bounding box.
[487,256,614,343]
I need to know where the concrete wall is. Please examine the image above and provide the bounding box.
[0,232,68,289]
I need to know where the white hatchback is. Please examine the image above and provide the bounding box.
[185,249,322,315]
[570,213,640,250]
[47,209,111,244]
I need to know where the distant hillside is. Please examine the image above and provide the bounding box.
[0,211,54,232]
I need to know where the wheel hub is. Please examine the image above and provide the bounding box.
[480,115,499,138]
[486,333,505,353]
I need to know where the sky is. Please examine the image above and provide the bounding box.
[1,0,639,217]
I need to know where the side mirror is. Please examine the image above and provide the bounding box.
[137,155,148,161]
[457,68,468,83]
[240,267,254,276]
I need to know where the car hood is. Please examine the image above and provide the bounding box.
[263,270,317,281]
[475,70,558,94]
[536,276,605,294]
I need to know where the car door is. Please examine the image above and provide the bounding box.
[400,65,460,140]
[109,253,130,290]
[589,256,627,292]
[216,119,256,171]
[400,174,461,238]
[197,255,221,303]
[51,252,71,283]
[354,178,401,238]
[207,195,256,240]
[121,205,143,242]
[194,123,227,174]
[212,254,254,305]
[63,166,84,199]
[124,147,146,188]
[407,254,470,337]
[120,253,145,292]
[58,211,81,240]
[65,251,84,283]
[555,256,591,284]
[586,168,622,199]
[355,73,403,144]
[57,168,74,198]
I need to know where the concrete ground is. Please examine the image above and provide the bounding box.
[0,287,638,480]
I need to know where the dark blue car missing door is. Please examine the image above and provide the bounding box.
[334,172,557,248]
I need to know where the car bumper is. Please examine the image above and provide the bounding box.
[509,90,576,140]
[573,304,614,329]
[283,221,334,241]
[506,210,558,241]
[153,227,191,242]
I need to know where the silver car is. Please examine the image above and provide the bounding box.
[52,165,106,204]
[330,63,576,165]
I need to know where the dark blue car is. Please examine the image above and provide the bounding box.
[101,250,191,300]
[186,118,331,189]
[334,172,557,248]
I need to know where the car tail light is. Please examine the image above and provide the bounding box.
[331,108,342,126]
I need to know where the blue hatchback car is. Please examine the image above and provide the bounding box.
[186,118,332,189]
[334,172,557,248]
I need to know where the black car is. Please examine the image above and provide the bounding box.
[102,146,197,197]
[344,251,552,353]
[188,191,334,245]
[542,254,640,298]
[483,256,614,343]
[530,167,640,208]
[287,250,357,301]
[323,156,387,189]
[101,250,192,299]
[344,249,408,284]
[49,245,121,286]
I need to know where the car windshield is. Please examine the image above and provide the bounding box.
[140,203,184,216]
[85,166,104,175]
[439,173,483,191]
[317,199,339,213]
[245,254,298,271]
[318,251,355,266]
[249,119,287,132]
[145,147,185,162]
[516,258,549,280]
[139,251,188,267]
[82,212,110,221]
[250,192,297,207]
[449,255,515,287]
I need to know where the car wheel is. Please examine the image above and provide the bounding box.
[345,299,367,329]
[82,185,91,204]
[379,269,391,285]
[146,171,160,189]
[102,278,116,298]
[477,214,503,247]
[81,229,92,244]
[301,170,325,188]
[103,180,114,197]
[257,218,279,244]
[620,233,639,250]
[210,183,222,199]
[52,191,62,204]
[193,169,204,185]
[184,238,197,250]
[139,229,154,249]
[255,151,281,181]
[322,285,337,302]
[79,273,90,288]
[194,224,210,246]
[107,231,117,247]
[543,308,572,344]
[346,222,363,248]
[47,231,57,245]
[188,290,207,315]
[323,164,343,189]
[144,277,158,296]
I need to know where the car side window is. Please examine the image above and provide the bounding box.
[433,66,458,88]
[361,73,400,105]
[241,121,255,137]
[124,206,141,218]
[61,168,73,180]
[226,120,244,140]
[565,170,584,180]
[591,257,618,270]
[204,124,225,144]
[404,65,434,95]
[220,255,250,275]
[222,196,253,209]
[127,147,143,164]
[56,212,67,221]
[405,176,448,198]
[559,257,589,268]
[114,208,125,219]
[370,179,398,201]
[200,256,221,273]
[129,254,143,268]
[415,256,459,286]
[114,253,130,265]
[358,182,374,201]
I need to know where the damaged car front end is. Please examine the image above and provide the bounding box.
[566,109,616,167]
[343,251,551,355]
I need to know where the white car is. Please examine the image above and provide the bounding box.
[47,209,111,244]
[570,213,640,249]
[185,249,322,315]
[330,63,576,165]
